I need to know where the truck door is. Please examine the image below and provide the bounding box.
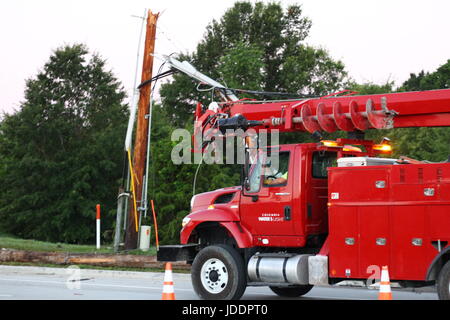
[306,151,337,236]
[240,149,298,244]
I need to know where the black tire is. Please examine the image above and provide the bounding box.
[191,244,247,300]
[437,260,450,300]
[269,285,313,298]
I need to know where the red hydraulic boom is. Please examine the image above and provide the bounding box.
[194,89,450,142]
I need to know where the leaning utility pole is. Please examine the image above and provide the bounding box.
[124,10,159,250]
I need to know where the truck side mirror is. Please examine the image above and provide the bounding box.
[244,178,251,191]
[242,148,254,195]
[242,152,250,192]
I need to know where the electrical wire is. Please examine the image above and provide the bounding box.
[229,88,317,99]
[193,151,206,197]
[155,22,191,54]
[142,58,169,217]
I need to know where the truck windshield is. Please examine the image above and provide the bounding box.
[312,151,337,179]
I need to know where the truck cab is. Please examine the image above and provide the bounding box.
[239,143,333,249]
[175,143,340,253]
[158,140,361,299]
[157,139,450,300]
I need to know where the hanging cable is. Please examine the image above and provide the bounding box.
[193,152,206,197]
[127,149,139,233]
[156,22,191,54]
[140,57,174,250]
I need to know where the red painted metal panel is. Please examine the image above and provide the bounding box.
[252,235,306,247]
[358,206,390,279]
[328,167,390,202]
[328,206,359,279]
[220,222,253,248]
[305,150,330,236]
[390,206,431,280]
[429,205,450,241]
[328,162,450,281]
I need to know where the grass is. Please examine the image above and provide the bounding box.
[0,232,186,273]
[0,231,157,256]
[0,261,191,274]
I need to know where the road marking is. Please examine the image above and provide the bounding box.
[0,277,192,292]
[244,291,370,300]
[0,277,362,299]
[306,295,369,300]
[0,277,435,300]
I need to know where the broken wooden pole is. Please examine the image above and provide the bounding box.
[125,9,159,250]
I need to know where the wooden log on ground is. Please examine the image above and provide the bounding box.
[0,249,190,270]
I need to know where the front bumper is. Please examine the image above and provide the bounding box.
[157,244,198,262]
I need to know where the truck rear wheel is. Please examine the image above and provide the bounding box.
[269,285,313,298]
[437,260,450,300]
[191,244,247,300]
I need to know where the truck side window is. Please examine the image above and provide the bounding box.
[312,151,337,179]
[263,152,289,187]
[247,153,263,193]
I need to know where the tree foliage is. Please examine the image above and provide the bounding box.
[389,59,450,162]
[217,41,265,91]
[160,1,349,128]
[0,44,128,243]
[147,105,240,243]
[152,2,351,243]
[401,60,449,91]
[341,64,450,162]
[2,2,447,247]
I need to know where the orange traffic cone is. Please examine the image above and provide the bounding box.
[378,265,393,300]
[162,262,175,300]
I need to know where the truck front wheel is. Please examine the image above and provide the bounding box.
[437,260,450,300]
[191,245,247,300]
[269,285,313,298]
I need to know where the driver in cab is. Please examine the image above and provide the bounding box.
[263,155,289,186]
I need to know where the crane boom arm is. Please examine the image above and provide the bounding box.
[159,55,239,102]
[220,89,450,133]
[159,56,450,142]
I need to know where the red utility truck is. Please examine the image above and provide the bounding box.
[156,58,450,300]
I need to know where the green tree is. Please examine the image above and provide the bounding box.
[151,2,350,243]
[160,1,349,128]
[147,104,240,243]
[217,41,265,91]
[349,81,395,95]
[390,60,450,162]
[401,60,449,91]
[0,44,128,243]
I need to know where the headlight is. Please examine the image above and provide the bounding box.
[190,195,197,209]
[182,217,191,228]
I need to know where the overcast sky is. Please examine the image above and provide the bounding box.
[1,0,449,115]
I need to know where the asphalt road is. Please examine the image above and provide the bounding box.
[0,265,438,300]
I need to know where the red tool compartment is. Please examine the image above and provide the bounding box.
[327,162,450,281]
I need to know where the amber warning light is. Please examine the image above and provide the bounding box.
[372,137,393,153]
[373,144,393,152]
[321,137,392,154]
[321,140,339,147]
